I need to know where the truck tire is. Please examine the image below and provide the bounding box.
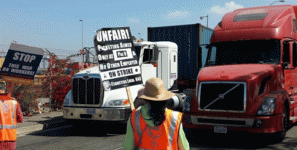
[64,119,72,125]
[274,105,289,142]
[183,127,193,140]
[64,119,77,126]
[65,119,84,129]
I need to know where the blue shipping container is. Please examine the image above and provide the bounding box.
[147,23,213,81]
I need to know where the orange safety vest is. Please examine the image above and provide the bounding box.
[131,107,183,150]
[0,100,18,141]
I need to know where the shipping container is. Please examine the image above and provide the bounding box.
[148,23,213,89]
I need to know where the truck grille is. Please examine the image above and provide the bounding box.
[72,77,102,104]
[199,82,246,112]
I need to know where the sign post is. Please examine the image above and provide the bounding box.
[94,27,142,111]
[0,43,44,85]
[126,87,135,110]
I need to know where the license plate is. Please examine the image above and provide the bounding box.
[214,126,227,133]
[86,108,95,114]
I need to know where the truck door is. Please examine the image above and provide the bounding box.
[169,51,177,90]
[141,46,157,84]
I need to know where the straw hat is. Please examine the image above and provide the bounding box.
[138,77,175,101]
[137,87,145,97]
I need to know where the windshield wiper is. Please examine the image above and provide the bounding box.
[203,84,240,109]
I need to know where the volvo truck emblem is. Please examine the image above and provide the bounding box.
[218,94,224,99]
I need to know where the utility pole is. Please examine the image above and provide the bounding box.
[45,48,54,110]
[79,20,84,63]
[79,20,83,49]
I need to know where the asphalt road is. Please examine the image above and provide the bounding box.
[16,123,127,150]
[16,123,297,150]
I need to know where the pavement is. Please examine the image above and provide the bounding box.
[17,110,66,136]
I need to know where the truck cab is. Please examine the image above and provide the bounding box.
[63,41,182,123]
[182,5,297,141]
[134,41,178,91]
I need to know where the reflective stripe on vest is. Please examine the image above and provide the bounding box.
[12,100,16,126]
[134,107,142,139]
[133,107,181,149]
[0,125,17,129]
[169,111,179,147]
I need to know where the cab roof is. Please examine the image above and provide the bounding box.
[211,5,297,43]
[134,41,177,49]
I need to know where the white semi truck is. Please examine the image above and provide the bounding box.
[62,41,184,123]
[63,23,213,124]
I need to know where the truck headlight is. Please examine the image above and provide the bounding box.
[107,99,130,106]
[183,96,192,112]
[257,98,276,115]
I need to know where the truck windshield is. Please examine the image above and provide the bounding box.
[134,46,154,63]
[206,40,280,66]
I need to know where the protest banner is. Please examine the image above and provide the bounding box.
[0,43,44,85]
[94,27,143,110]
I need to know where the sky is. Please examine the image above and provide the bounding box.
[1,0,297,54]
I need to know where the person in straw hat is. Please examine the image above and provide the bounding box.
[0,81,24,150]
[123,77,189,150]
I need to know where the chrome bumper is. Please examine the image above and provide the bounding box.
[63,106,131,121]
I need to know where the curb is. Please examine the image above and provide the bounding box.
[17,120,66,135]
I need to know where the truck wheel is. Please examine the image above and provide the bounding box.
[274,105,288,142]
[65,119,82,129]
[64,119,74,125]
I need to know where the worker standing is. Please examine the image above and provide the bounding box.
[123,77,189,150]
[0,82,24,150]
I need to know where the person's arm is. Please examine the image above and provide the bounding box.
[16,103,24,123]
[123,117,135,150]
[178,123,190,150]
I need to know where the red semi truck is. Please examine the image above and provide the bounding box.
[182,5,297,141]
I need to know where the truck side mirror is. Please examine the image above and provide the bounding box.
[152,46,159,62]
[283,41,290,68]
[86,49,90,64]
[65,68,72,75]
[293,43,297,67]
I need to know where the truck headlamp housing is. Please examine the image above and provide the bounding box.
[63,97,70,105]
[257,98,276,115]
[63,91,72,105]
[183,96,192,112]
[107,99,130,106]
